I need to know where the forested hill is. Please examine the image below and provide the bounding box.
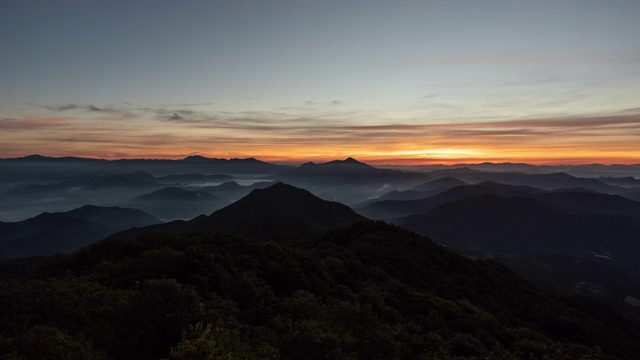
[1,221,639,359]
[116,182,367,239]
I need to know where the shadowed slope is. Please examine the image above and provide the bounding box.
[117,183,367,239]
[0,205,161,259]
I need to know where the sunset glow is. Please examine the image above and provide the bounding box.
[2,1,639,165]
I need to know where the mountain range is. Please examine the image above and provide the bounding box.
[1,183,640,359]
[117,183,367,240]
[425,169,639,196]
[274,158,429,204]
[0,154,289,185]
[0,205,160,259]
[123,187,219,220]
[399,193,640,269]
[2,156,640,358]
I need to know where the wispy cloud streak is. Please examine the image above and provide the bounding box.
[4,103,640,163]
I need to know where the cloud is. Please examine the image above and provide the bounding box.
[168,113,183,121]
[39,104,80,111]
[156,102,214,107]
[620,106,640,114]
[0,117,70,130]
[304,100,345,107]
[16,101,640,163]
[35,103,133,117]
[141,107,216,124]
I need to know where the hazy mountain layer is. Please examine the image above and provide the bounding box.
[117,183,367,240]
[2,182,640,358]
[0,205,161,259]
[399,194,640,269]
[123,187,220,220]
[0,154,289,181]
[495,254,640,322]
[358,182,544,219]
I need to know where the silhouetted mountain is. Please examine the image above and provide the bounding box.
[410,176,468,192]
[116,156,289,175]
[124,187,219,220]
[0,174,164,221]
[0,154,290,183]
[399,194,640,269]
[155,173,233,184]
[355,190,429,207]
[3,154,106,163]
[7,174,160,195]
[428,169,631,195]
[117,183,367,239]
[355,176,470,207]
[277,157,428,187]
[0,206,160,259]
[200,180,276,203]
[131,186,215,201]
[207,180,243,191]
[273,158,430,205]
[408,163,640,178]
[534,191,640,220]
[358,182,545,220]
[624,192,640,202]
[3,221,640,359]
[63,205,159,228]
[361,179,640,222]
[203,180,274,193]
[473,181,546,194]
[600,176,640,188]
[496,254,640,322]
[194,183,367,238]
[427,166,485,178]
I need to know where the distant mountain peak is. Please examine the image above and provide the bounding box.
[119,182,368,240]
[327,157,367,166]
[429,176,465,184]
[134,186,214,200]
[550,172,574,178]
[182,155,212,162]
[231,182,318,202]
[230,157,261,163]
[196,182,367,237]
[22,154,50,160]
[344,157,362,163]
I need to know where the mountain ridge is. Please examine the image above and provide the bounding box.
[116,182,367,240]
[0,205,161,259]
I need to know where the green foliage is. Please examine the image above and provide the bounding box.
[1,221,639,359]
[169,323,246,360]
[1,325,109,360]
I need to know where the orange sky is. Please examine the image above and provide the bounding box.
[3,1,640,166]
[1,110,639,165]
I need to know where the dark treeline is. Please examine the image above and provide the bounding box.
[1,221,639,359]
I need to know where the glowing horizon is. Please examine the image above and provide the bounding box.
[2,1,639,166]
[3,106,640,165]
[4,152,639,167]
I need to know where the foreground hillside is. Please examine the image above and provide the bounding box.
[2,221,639,359]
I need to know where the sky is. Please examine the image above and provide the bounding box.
[1,0,640,164]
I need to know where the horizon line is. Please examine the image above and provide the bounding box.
[2,153,639,167]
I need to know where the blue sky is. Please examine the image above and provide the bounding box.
[2,0,640,163]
